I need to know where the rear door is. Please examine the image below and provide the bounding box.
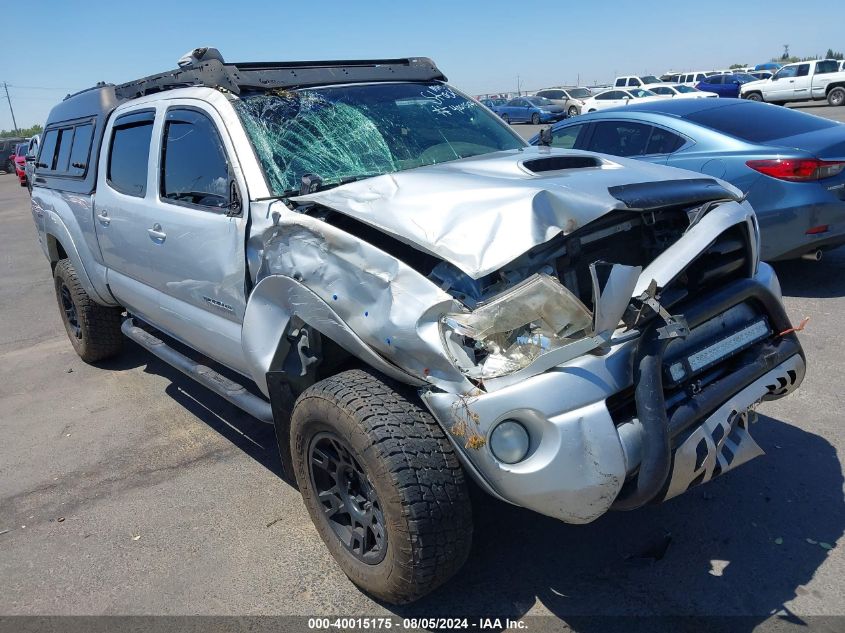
[94,107,158,300]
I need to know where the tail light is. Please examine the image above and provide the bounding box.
[746,158,845,182]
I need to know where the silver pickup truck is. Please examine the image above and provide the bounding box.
[30,47,805,604]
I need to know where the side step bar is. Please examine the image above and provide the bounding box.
[121,319,274,424]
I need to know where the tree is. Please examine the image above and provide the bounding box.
[0,124,42,138]
[729,63,747,69]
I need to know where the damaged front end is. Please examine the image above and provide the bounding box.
[241,127,803,524]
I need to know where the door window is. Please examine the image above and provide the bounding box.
[160,109,230,210]
[549,124,590,150]
[586,121,654,157]
[774,66,798,80]
[108,111,155,197]
[795,64,810,77]
[615,78,626,87]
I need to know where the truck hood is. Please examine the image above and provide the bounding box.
[294,147,738,279]
[740,79,768,91]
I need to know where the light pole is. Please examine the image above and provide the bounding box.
[3,82,19,134]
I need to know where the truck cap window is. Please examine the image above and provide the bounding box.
[107,111,154,197]
[160,109,229,209]
[234,82,524,197]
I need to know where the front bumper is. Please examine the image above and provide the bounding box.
[421,264,804,524]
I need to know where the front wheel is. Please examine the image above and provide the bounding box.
[828,87,845,107]
[290,369,473,604]
[531,113,541,125]
[53,259,123,363]
[745,92,763,102]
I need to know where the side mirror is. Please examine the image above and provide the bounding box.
[538,127,554,147]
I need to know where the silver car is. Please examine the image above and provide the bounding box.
[30,47,805,604]
[535,86,594,116]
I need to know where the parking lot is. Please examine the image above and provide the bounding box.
[1,103,844,627]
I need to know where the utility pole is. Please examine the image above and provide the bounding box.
[517,75,522,96]
[3,82,19,134]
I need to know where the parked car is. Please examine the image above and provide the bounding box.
[534,86,593,117]
[0,136,25,173]
[754,62,783,71]
[695,73,759,98]
[24,134,39,193]
[581,88,667,112]
[529,98,845,261]
[741,59,845,107]
[677,71,716,87]
[647,84,718,99]
[614,75,662,88]
[480,97,507,113]
[497,95,565,124]
[660,73,683,83]
[31,47,806,605]
[749,71,773,81]
[13,142,28,187]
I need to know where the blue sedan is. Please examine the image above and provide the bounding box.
[497,96,566,125]
[695,73,758,98]
[528,99,845,261]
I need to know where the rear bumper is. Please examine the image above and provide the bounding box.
[752,186,845,261]
[421,264,804,523]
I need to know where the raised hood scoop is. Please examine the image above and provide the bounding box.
[294,147,735,279]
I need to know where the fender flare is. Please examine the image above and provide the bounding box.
[242,274,426,398]
[43,211,115,306]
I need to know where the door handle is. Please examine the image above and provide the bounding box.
[147,223,166,242]
[97,210,110,226]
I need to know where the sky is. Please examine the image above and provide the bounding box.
[1,0,841,131]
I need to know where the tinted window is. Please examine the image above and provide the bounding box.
[645,127,686,154]
[108,112,154,197]
[596,91,617,100]
[507,98,521,106]
[161,109,229,209]
[707,75,724,85]
[651,87,672,95]
[68,123,93,176]
[587,121,654,157]
[685,103,838,143]
[549,124,590,150]
[615,79,626,87]
[627,78,641,86]
[795,64,810,77]
[55,128,73,172]
[37,129,58,170]
[817,61,839,74]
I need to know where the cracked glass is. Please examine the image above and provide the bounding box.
[234,82,525,196]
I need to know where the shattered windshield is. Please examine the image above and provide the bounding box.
[234,82,525,196]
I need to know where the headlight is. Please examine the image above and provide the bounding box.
[440,273,593,379]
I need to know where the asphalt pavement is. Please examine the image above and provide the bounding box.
[1,103,844,626]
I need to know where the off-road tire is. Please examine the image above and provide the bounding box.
[531,113,541,125]
[290,368,473,604]
[828,87,845,107]
[53,259,123,363]
[745,92,763,102]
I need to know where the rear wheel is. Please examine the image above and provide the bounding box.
[828,87,845,107]
[501,113,510,124]
[53,259,123,363]
[290,369,473,604]
[531,113,541,125]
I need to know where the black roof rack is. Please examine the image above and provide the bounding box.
[112,56,446,101]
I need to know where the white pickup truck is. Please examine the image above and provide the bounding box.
[740,59,845,106]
